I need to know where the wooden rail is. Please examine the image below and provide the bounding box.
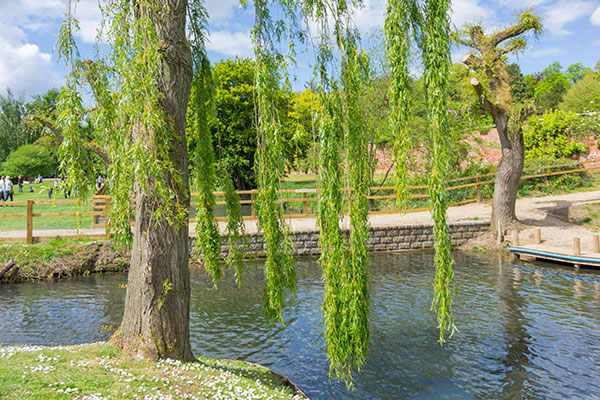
[1,161,598,243]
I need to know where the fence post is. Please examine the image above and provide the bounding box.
[476,176,481,200]
[544,168,549,186]
[302,192,308,215]
[26,200,33,244]
[104,197,110,240]
[250,191,255,217]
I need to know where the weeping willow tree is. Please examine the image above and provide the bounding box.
[56,0,456,385]
[304,0,455,385]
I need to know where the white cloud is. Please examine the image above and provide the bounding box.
[206,30,253,57]
[450,0,495,27]
[529,46,563,57]
[73,0,102,44]
[204,0,241,26]
[591,4,600,25]
[354,0,386,33]
[0,39,60,95]
[542,0,596,35]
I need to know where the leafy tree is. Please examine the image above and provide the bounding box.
[559,71,600,113]
[1,144,58,178]
[211,58,256,190]
[506,63,532,103]
[528,62,590,114]
[287,87,320,172]
[57,0,459,382]
[454,10,541,230]
[565,63,591,84]
[524,110,588,159]
[0,89,32,163]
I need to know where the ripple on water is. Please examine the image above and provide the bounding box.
[0,252,599,399]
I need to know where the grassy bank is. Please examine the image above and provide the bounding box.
[0,343,305,400]
[0,238,128,283]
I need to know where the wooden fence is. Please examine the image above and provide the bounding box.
[2,161,600,243]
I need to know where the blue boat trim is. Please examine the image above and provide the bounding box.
[507,247,600,264]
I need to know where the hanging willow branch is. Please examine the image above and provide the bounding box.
[252,0,297,322]
[187,0,223,283]
[385,0,413,211]
[422,0,456,342]
[308,0,372,384]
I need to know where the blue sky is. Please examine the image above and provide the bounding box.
[0,0,599,97]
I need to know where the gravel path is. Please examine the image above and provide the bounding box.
[3,191,600,251]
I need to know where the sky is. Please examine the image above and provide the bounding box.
[0,0,599,98]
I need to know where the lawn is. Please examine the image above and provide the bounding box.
[0,182,97,232]
[0,343,304,400]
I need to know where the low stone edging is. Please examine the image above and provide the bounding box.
[194,221,490,258]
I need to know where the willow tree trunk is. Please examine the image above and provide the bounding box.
[490,111,524,233]
[111,0,194,361]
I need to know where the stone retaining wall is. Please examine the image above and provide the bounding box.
[192,221,489,258]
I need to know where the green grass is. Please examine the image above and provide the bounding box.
[0,238,93,267]
[0,182,96,231]
[0,343,304,400]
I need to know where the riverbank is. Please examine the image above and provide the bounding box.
[3,190,600,284]
[0,343,305,400]
[0,239,128,283]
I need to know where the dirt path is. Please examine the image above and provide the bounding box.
[3,191,600,252]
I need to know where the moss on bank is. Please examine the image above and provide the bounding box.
[0,343,305,400]
[0,239,128,283]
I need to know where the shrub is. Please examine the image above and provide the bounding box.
[524,110,588,159]
[1,144,58,178]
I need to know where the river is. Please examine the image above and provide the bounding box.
[1,251,599,399]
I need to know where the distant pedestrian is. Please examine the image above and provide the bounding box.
[4,176,13,202]
[35,174,42,183]
[18,175,23,193]
[0,176,5,202]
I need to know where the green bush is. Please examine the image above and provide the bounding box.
[1,144,58,178]
[524,110,588,159]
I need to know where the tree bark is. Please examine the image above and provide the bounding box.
[111,0,194,361]
[490,111,524,232]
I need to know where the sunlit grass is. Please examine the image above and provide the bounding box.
[0,343,304,400]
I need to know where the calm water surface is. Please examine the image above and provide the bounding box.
[1,251,599,399]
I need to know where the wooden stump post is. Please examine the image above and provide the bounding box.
[512,229,519,247]
[26,200,33,244]
[534,228,541,245]
[593,234,599,253]
[573,237,581,256]
[497,221,502,244]
[104,197,110,240]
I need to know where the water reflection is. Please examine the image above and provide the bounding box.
[0,252,599,399]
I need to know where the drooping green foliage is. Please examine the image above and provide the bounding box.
[221,171,250,286]
[307,0,373,383]
[385,0,413,210]
[340,34,372,381]
[252,0,297,322]
[56,0,205,247]
[189,61,222,283]
[422,0,455,342]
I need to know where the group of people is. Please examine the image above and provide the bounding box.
[0,176,15,203]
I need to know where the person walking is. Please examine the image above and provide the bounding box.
[0,176,5,203]
[17,175,23,193]
[4,176,13,203]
